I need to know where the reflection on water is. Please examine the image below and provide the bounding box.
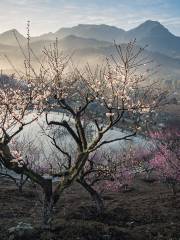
[3,112,149,178]
[19,112,148,156]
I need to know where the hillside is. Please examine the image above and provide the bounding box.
[0,178,180,240]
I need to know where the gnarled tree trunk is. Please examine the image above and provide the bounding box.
[78,179,104,215]
[42,178,53,229]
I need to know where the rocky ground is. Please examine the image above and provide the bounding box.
[0,177,180,240]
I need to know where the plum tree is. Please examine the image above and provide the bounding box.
[149,126,180,196]
[0,37,164,227]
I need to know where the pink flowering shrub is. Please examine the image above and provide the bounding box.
[150,146,180,181]
[84,146,149,193]
[149,127,180,194]
[101,168,134,192]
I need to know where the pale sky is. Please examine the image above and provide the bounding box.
[0,0,180,36]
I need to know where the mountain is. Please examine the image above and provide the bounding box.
[55,24,125,42]
[125,20,172,41]
[0,29,27,46]
[0,40,179,91]
[0,43,17,53]
[0,20,180,90]
[31,32,55,42]
[0,35,112,72]
[58,35,111,50]
[125,20,180,58]
[31,24,125,43]
[1,20,180,59]
[70,44,180,92]
[74,44,180,74]
[54,20,180,59]
[26,35,112,56]
[32,21,180,59]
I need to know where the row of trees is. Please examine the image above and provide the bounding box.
[0,36,169,228]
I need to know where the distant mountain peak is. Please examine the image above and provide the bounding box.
[134,20,166,30]
[1,28,25,38]
[142,20,161,25]
[0,28,26,46]
[1,28,18,34]
[126,19,172,40]
[77,23,119,28]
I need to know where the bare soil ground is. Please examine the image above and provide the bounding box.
[0,177,180,240]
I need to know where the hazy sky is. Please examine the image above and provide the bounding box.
[0,0,180,36]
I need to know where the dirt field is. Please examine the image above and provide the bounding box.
[0,177,180,240]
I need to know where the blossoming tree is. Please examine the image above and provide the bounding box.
[0,39,163,227]
[149,126,180,196]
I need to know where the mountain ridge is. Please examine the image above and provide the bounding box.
[0,20,180,90]
[0,20,180,59]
